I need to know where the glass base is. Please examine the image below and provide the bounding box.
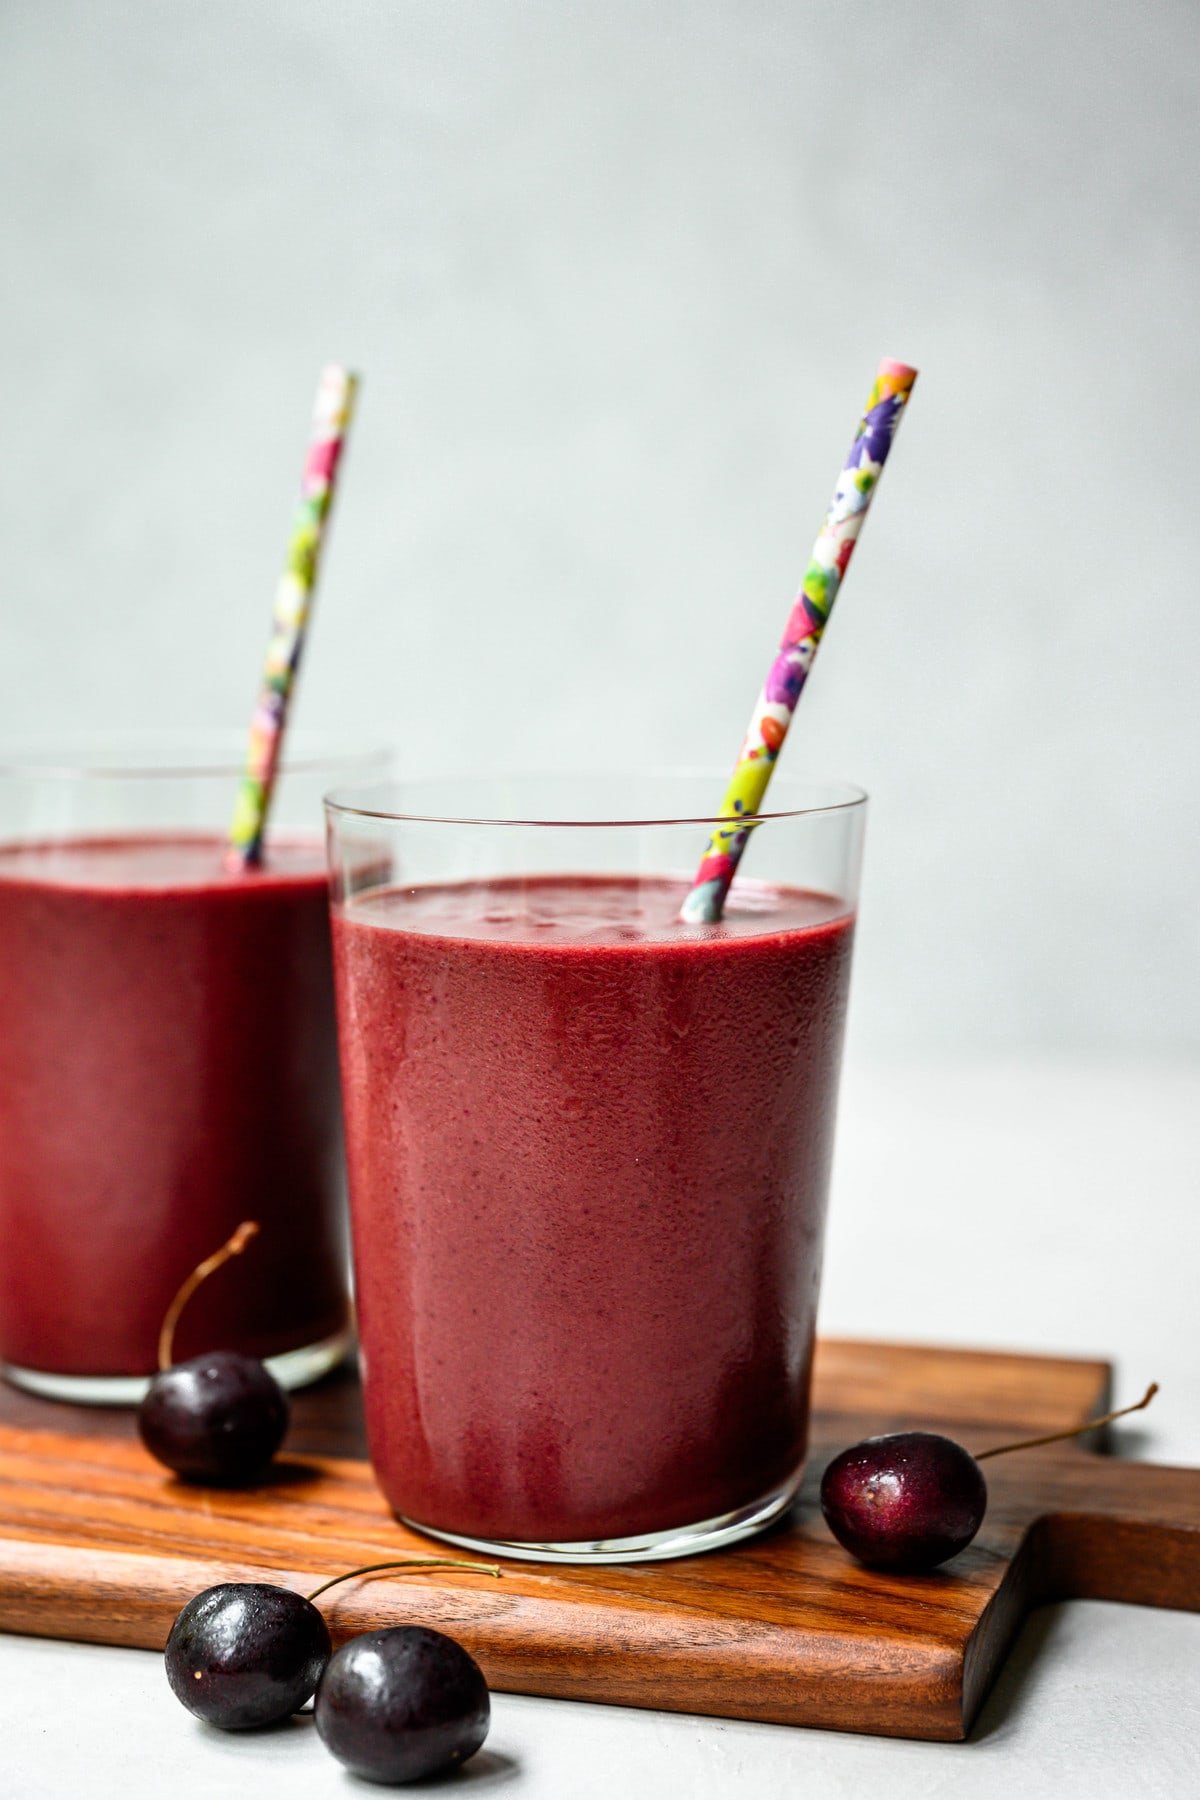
[2,1328,353,1407]
[401,1468,803,1565]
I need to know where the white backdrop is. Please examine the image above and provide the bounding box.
[1,0,1197,1058]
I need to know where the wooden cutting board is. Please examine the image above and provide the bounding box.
[0,1338,1196,1742]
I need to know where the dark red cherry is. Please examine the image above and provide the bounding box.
[137,1220,287,1486]
[820,1431,987,1571]
[138,1349,288,1485]
[165,1583,330,1729]
[315,1625,491,1784]
[820,1383,1158,1574]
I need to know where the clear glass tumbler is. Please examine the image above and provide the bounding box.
[326,772,866,1562]
[0,732,388,1402]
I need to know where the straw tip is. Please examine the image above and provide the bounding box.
[877,358,918,382]
[319,364,361,391]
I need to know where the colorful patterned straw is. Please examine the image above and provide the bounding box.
[680,359,917,923]
[228,365,360,867]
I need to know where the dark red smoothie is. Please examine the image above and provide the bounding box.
[332,874,855,1546]
[0,836,349,1380]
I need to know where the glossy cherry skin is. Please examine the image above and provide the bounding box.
[819,1431,988,1572]
[315,1625,490,1784]
[165,1583,331,1729]
[138,1349,288,1485]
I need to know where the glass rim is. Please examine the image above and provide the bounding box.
[324,770,868,830]
[0,730,391,783]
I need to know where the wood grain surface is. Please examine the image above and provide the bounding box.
[0,1338,1196,1741]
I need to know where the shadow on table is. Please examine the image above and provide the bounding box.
[351,1749,522,1789]
[199,1714,521,1788]
[969,1604,1071,1742]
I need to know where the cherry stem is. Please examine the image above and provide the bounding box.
[975,1381,1159,1461]
[306,1558,503,1604]
[157,1221,260,1372]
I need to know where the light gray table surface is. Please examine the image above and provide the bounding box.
[4,1063,1198,1798]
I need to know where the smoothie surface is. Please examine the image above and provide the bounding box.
[0,832,325,891]
[340,872,850,947]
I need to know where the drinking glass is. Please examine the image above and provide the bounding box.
[326,772,865,1562]
[0,732,388,1402]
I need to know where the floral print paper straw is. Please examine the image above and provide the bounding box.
[228,365,360,867]
[680,359,917,923]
